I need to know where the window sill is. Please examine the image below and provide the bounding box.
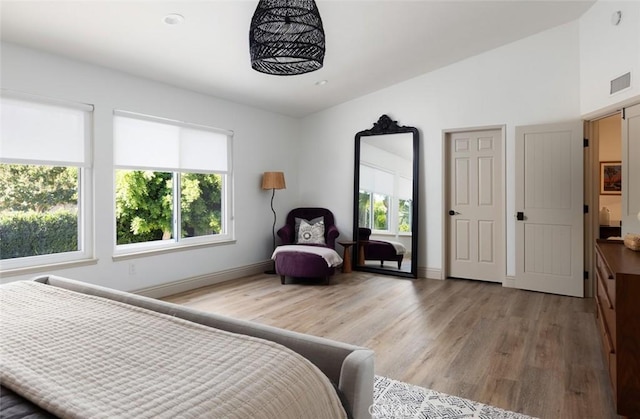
[1,258,99,278]
[112,239,236,261]
[372,231,406,236]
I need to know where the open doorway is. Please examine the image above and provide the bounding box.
[585,112,622,298]
[595,113,623,240]
[585,102,640,298]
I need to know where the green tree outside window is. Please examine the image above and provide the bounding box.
[0,164,79,259]
[115,170,222,245]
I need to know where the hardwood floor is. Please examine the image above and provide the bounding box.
[163,271,619,419]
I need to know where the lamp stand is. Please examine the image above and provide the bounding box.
[265,188,277,274]
[261,171,285,275]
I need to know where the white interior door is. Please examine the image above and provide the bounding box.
[515,122,583,297]
[447,129,503,282]
[621,103,640,235]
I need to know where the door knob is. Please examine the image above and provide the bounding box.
[516,212,525,221]
[448,210,460,216]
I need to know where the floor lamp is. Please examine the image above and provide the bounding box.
[262,171,286,274]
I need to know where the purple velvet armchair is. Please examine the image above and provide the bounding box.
[274,208,340,284]
[277,208,339,248]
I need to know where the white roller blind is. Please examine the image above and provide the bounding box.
[114,112,229,173]
[399,176,413,200]
[376,170,394,196]
[180,127,228,173]
[360,164,393,195]
[360,165,375,192]
[1,96,90,166]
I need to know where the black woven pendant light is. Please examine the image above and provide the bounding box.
[249,0,325,76]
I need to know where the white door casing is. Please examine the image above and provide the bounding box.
[515,122,584,297]
[446,129,504,282]
[621,103,640,235]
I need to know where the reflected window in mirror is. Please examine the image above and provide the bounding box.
[358,164,408,234]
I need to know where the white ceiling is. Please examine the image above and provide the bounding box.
[0,1,594,117]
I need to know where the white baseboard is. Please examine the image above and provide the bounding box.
[134,260,272,299]
[502,275,515,288]
[418,267,443,280]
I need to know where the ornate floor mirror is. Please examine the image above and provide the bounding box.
[353,115,419,278]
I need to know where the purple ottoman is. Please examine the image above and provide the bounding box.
[272,245,342,285]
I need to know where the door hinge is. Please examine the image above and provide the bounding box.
[584,205,589,214]
[583,138,589,147]
[622,108,626,120]
[584,271,589,280]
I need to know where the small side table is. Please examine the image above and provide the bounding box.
[338,241,356,273]
[357,240,369,265]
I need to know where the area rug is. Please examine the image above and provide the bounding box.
[373,376,535,419]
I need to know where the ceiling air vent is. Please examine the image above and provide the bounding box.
[610,72,631,95]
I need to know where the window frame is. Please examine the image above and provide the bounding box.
[112,111,234,257]
[0,91,94,273]
[397,198,413,235]
[358,190,373,229]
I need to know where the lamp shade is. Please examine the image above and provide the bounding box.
[262,171,286,190]
[249,0,325,76]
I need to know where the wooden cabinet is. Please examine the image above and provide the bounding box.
[595,240,640,417]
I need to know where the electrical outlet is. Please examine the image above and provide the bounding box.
[128,263,136,276]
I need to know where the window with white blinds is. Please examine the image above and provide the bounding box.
[0,93,94,270]
[1,96,92,167]
[113,111,230,174]
[113,111,233,251]
[359,165,394,196]
[359,164,413,234]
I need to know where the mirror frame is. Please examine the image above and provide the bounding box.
[353,115,419,279]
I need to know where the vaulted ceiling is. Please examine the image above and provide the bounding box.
[1,1,594,117]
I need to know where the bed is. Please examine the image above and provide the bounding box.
[0,275,374,419]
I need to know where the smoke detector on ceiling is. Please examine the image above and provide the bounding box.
[163,14,185,26]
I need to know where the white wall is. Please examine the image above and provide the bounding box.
[300,21,583,277]
[0,42,301,291]
[580,1,640,116]
[5,2,636,289]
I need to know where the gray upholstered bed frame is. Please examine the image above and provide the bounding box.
[32,275,375,419]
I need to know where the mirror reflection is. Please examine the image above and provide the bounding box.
[353,116,418,278]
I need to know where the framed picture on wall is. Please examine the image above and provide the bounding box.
[600,161,622,195]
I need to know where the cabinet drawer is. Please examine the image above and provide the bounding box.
[609,352,617,396]
[596,275,617,346]
[596,299,615,357]
[595,248,616,308]
[595,301,616,395]
[596,269,613,309]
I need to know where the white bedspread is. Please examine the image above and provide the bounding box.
[0,281,346,419]
[272,245,343,267]
[385,240,406,255]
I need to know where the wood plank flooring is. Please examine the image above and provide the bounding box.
[163,271,619,419]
